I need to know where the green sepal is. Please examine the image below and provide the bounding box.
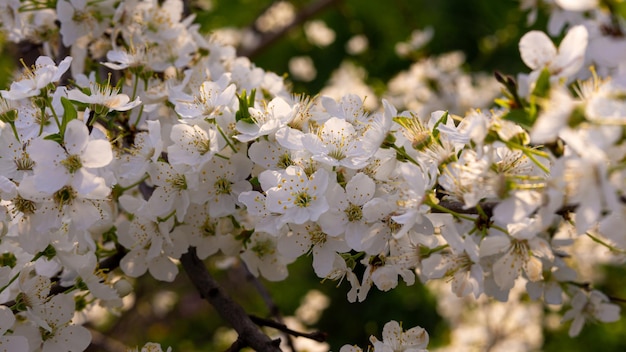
[235,89,256,124]
[531,68,551,98]
[432,110,448,139]
[43,133,63,144]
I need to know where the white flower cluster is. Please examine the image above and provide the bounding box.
[0,0,625,350]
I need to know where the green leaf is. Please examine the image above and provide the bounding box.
[502,109,533,130]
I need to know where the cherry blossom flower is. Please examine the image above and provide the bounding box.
[31,294,92,352]
[142,161,199,222]
[57,0,114,47]
[518,25,588,86]
[166,120,220,171]
[562,289,621,337]
[240,231,291,281]
[260,165,330,227]
[369,320,429,352]
[67,80,141,115]
[479,223,553,292]
[1,56,72,101]
[27,119,112,196]
[117,213,186,282]
[277,221,350,277]
[173,76,236,119]
[318,173,376,247]
[190,151,253,217]
[300,117,370,169]
[235,96,298,142]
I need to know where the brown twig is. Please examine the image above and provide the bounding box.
[237,0,344,58]
[180,247,281,352]
[250,315,328,342]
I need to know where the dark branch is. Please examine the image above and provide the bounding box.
[250,315,328,342]
[180,247,281,352]
[237,0,343,58]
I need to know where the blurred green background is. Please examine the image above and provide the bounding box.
[195,0,539,96]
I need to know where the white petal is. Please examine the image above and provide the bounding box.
[524,255,543,282]
[0,336,30,352]
[493,249,522,290]
[148,256,179,282]
[381,320,402,347]
[28,138,66,166]
[552,25,588,77]
[64,119,89,155]
[120,250,148,277]
[346,173,375,205]
[34,166,70,193]
[519,31,556,70]
[0,306,15,335]
[555,0,598,11]
[43,325,91,352]
[479,235,510,257]
[81,139,113,168]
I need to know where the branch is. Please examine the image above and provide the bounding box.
[180,248,281,352]
[237,0,343,58]
[249,315,328,342]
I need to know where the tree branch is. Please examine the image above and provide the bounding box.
[180,248,281,352]
[249,315,328,342]
[237,0,343,58]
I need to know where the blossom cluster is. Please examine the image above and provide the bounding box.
[0,0,625,350]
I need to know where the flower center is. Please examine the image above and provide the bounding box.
[294,192,312,208]
[309,229,327,246]
[54,186,77,207]
[61,154,83,174]
[167,174,187,190]
[13,195,36,215]
[344,203,363,222]
[277,153,293,169]
[251,239,274,258]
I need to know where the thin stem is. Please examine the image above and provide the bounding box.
[504,140,550,174]
[390,144,420,166]
[585,232,626,254]
[427,200,476,221]
[216,123,238,154]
